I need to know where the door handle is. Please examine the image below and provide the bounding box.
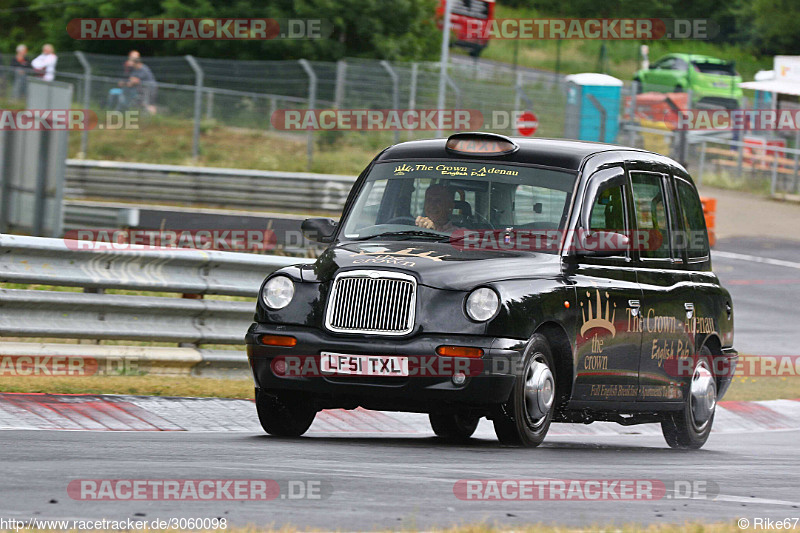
[685,302,694,319]
[628,300,641,316]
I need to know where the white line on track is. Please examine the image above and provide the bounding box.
[713,250,800,270]
[712,494,800,507]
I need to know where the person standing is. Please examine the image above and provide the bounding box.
[10,44,31,99]
[31,44,58,82]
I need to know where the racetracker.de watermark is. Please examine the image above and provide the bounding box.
[670,109,800,131]
[68,479,332,500]
[0,355,145,377]
[454,479,719,500]
[0,109,138,131]
[67,18,332,40]
[460,18,717,40]
[272,109,483,131]
[271,109,556,132]
[448,229,710,254]
[666,354,800,378]
[64,229,279,252]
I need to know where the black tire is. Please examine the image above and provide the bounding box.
[255,388,316,437]
[674,85,685,93]
[661,347,716,449]
[493,334,556,447]
[429,413,480,442]
[633,77,643,94]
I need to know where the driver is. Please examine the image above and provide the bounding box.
[416,184,460,233]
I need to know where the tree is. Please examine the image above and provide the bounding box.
[735,0,800,55]
[23,0,441,61]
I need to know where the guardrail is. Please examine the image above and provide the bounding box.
[0,234,314,345]
[66,160,357,214]
[63,202,141,231]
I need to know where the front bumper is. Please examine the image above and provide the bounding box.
[246,323,523,413]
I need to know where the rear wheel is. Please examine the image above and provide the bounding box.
[429,413,480,442]
[661,347,716,449]
[493,334,556,447]
[255,388,316,437]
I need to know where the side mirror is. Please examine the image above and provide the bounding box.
[574,231,630,258]
[301,218,338,244]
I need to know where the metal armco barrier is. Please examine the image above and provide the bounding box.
[0,234,314,344]
[63,202,140,231]
[66,159,357,214]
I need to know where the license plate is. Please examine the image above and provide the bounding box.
[712,82,728,88]
[320,352,409,376]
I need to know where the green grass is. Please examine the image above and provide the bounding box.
[697,171,773,194]
[68,113,377,175]
[0,375,254,399]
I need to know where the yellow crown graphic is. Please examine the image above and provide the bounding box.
[580,290,617,338]
[393,164,414,175]
[351,248,449,261]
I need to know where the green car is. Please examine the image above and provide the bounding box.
[634,54,743,109]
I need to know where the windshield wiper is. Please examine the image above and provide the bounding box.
[352,230,446,241]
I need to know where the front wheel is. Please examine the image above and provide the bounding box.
[661,347,716,449]
[255,388,316,437]
[429,413,480,442]
[493,334,556,447]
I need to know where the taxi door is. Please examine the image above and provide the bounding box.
[627,163,695,403]
[570,167,643,403]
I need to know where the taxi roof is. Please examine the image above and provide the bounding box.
[375,137,652,172]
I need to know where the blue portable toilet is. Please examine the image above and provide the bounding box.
[753,70,775,110]
[564,73,623,143]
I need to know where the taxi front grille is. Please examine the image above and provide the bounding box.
[325,272,417,335]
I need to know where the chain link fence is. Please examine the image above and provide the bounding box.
[2,52,799,196]
[0,52,599,160]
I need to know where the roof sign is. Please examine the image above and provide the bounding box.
[445,132,519,156]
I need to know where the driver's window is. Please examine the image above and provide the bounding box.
[589,185,626,233]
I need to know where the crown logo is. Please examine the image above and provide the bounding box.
[393,164,414,175]
[350,248,449,261]
[580,290,617,338]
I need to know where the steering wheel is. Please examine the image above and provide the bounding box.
[383,216,417,226]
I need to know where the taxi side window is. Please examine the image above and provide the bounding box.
[675,179,710,258]
[515,185,567,230]
[630,172,672,260]
[589,185,626,233]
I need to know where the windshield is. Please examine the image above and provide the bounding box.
[341,161,577,248]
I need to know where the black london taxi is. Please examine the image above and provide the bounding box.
[246,132,737,449]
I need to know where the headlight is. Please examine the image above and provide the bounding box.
[465,287,499,322]
[262,276,295,310]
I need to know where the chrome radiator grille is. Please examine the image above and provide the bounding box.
[325,272,416,335]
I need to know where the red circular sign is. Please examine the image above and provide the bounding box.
[517,111,538,137]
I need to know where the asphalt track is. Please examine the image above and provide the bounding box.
[2,237,799,529]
